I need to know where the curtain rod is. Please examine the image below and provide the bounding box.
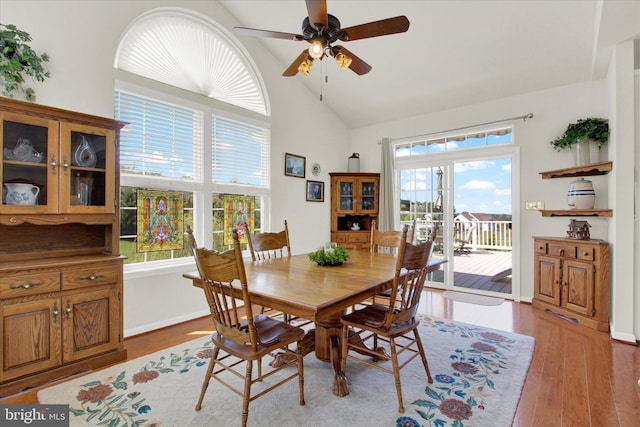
[383,112,534,144]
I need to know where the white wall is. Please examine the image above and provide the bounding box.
[350,78,637,342]
[1,0,353,335]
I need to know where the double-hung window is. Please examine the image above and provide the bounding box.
[114,88,270,265]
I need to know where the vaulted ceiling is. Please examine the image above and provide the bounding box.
[219,1,639,128]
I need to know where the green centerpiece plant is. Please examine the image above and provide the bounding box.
[308,245,350,266]
[0,23,50,102]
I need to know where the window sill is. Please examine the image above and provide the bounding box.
[124,258,196,280]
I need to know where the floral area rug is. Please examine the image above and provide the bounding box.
[38,317,534,426]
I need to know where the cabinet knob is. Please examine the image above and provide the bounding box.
[52,302,59,323]
[50,155,58,175]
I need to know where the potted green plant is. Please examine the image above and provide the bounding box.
[308,245,350,266]
[0,23,50,102]
[550,117,609,151]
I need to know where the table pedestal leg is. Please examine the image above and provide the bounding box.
[316,317,349,397]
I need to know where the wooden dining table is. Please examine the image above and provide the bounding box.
[183,250,446,397]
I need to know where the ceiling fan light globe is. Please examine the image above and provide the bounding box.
[298,58,313,76]
[335,52,352,70]
[308,40,324,59]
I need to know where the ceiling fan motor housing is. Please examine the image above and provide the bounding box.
[302,14,343,44]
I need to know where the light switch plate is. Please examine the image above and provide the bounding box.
[525,201,545,210]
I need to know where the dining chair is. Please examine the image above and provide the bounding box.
[340,227,434,413]
[245,220,310,326]
[245,220,291,260]
[192,229,305,427]
[369,219,415,305]
[370,219,404,254]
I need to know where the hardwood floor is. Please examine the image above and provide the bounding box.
[2,289,639,427]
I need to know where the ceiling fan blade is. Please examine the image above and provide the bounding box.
[331,46,372,75]
[305,0,328,30]
[283,50,311,77]
[233,26,303,41]
[339,16,410,41]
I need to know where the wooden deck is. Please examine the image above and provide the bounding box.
[429,250,512,294]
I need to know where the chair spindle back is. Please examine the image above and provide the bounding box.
[245,220,291,261]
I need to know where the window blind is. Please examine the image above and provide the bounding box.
[212,116,269,187]
[114,90,203,181]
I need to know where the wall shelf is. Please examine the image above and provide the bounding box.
[541,209,613,217]
[539,161,612,179]
[538,161,613,217]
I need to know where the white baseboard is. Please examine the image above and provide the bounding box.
[609,325,638,344]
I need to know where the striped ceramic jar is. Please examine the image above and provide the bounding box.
[567,178,595,210]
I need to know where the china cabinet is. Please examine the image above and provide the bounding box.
[532,236,610,331]
[0,98,126,396]
[329,172,379,250]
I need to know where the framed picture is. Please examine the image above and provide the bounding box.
[306,180,324,202]
[285,152,305,178]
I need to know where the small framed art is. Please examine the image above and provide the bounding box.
[285,152,305,178]
[306,180,324,202]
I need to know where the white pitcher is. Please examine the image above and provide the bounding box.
[4,183,40,205]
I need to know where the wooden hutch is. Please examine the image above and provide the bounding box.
[0,98,127,396]
[329,172,380,251]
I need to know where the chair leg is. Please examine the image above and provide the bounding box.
[241,360,253,427]
[195,346,219,411]
[340,325,349,375]
[413,329,433,383]
[389,337,405,413]
[297,341,306,406]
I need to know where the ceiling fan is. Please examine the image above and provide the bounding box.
[232,0,410,77]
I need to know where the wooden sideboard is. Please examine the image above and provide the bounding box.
[532,236,610,331]
[0,98,126,396]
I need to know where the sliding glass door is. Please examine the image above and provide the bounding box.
[397,150,516,298]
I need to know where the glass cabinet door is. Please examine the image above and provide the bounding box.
[1,112,59,214]
[60,123,115,213]
[359,179,378,213]
[338,179,355,212]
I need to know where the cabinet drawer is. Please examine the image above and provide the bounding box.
[577,246,595,261]
[62,264,118,290]
[0,271,60,299]
[548,243,576,258]
[535,242,548,254]
[348,233,369,244]
[334,234,347,243]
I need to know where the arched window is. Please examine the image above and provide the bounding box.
[113,9,271,267]
[114,8,268,116]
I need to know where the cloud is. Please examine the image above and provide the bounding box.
[455,160,495,173]
[461,180,495,190]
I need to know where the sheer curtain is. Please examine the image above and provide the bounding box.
[378,137,395,231]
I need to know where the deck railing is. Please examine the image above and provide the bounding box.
[409,220,512,252]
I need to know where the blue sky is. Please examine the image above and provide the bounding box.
[454,157,512,215]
